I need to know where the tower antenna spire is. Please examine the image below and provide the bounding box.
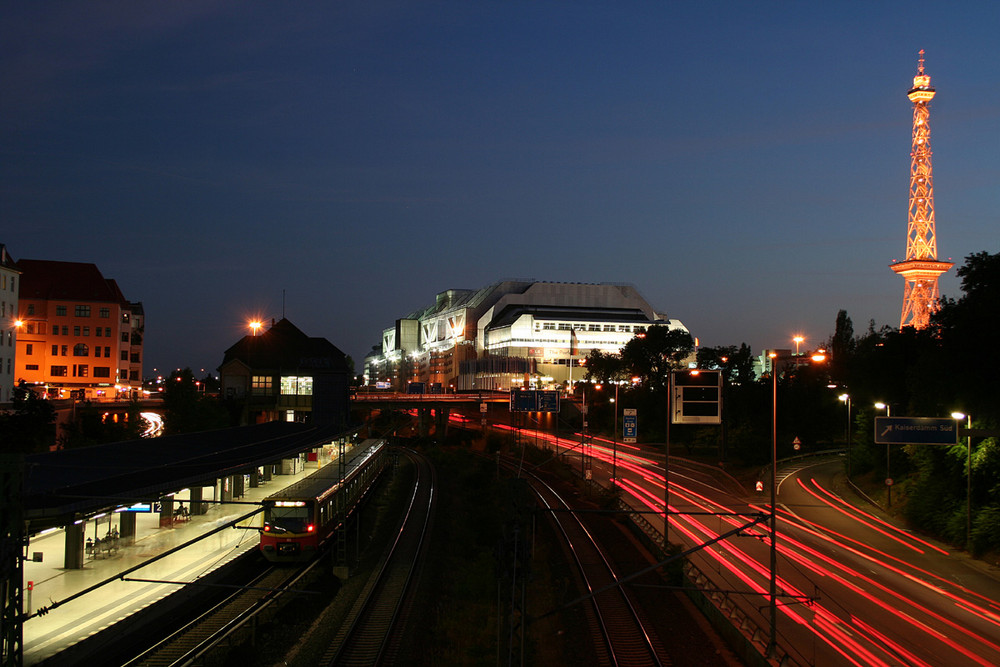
[890,50,952,329]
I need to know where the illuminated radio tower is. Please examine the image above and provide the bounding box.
[890,50,952,329]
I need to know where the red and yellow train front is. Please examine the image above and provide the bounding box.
[260,500,319,562]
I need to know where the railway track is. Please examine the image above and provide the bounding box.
[320,448,436,666]
[122,560,320,667]
[511,460,668,667]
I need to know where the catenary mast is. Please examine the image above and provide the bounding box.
[890,50,952,329]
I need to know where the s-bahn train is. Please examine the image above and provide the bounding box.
[260,438,389,562]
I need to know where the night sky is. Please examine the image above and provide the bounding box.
[3,2,997,376]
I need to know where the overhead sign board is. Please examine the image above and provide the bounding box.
[874,417,959,445]
[671,370,722,424]
[623,408,637,443]
[510,389,561,413]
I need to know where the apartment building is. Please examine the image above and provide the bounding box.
[15,259,144,400]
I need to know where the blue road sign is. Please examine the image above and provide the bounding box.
[874,417,959,445]
[623,408,637,443]
[510,389,561,413]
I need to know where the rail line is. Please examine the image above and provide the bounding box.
[508,459,667,667]
[122,559,320,667]
[320,448,436,666]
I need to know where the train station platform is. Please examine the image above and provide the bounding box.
[20,448,341,665]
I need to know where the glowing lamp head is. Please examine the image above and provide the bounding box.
[951,412,966,421]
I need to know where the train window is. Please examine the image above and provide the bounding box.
[264,502,312,534]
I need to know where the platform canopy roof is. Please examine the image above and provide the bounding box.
[22,421,354,532]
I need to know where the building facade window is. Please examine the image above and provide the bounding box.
[99,308,110,318]
[27,304,35,315]
[73,364,89,377]
[104,327,111,337]
[280,376,313,396]
[252,375,272,395]
[25,344,33,355]
[75,305,91,317]
[51,365,67,376]
[96,327,102,337]
[121,332,129,342]
[94,367,111,378]
[73,344,89,356]
[74,326,81,336]
[56,306,67,316]
[25,364,39,371]
[121,351,128,361]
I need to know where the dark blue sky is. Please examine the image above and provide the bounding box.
[3,2,997,375]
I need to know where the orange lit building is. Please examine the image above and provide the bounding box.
[14,259,144,400]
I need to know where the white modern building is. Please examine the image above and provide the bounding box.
[365,280,689,392]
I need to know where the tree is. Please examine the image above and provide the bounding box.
[583,349,624,384]
[163,368,229,434]
[0,382,56,453]
[619,326,694,392]
[828,309,855,384]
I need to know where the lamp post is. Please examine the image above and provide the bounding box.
[876,402,892,506]
[951,412,972,547]
[793,335,804,356]
[839,394,852,478]
[607,383,618,484]
[767,351,778,658]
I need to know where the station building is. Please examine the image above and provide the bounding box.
[218,317,351,427]
[364,280,689,392]
[14,259,144,400]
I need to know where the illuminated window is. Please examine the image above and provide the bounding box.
[51,366,67,376]
[280,376,313,395]
[252,375,272,395]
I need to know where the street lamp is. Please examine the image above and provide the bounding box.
[951,412,972,547]
[838,394,852,478]
[792,335,804,355]
[250,321,262,336]
[875,402,892,506]
[767,351,778,657]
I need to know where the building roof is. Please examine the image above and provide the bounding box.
[0,244,21,273]
[22,420,349,531]
[17,259,129,303]
[219,317,349,373]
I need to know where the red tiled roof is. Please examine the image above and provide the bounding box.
[17,259,130,303]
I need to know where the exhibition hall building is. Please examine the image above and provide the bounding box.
[364,280,689,392]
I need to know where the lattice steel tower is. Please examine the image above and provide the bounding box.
[890,50,952,329]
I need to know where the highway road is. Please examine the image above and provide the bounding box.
[492,422,1000,666]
